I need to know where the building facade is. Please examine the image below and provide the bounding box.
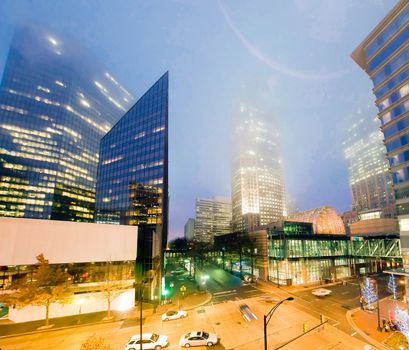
[351,1,409,270]
[95,72,168,301]
[213,221,401,286]
[194,196,232,244]
[344,117,394,211]
[286,206,346,235]
[184,218,195,241]
[0,23,133,222]
[0,217,137,321]
[232,104,286,232]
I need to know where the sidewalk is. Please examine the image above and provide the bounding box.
[0,289,211,338]
[347,298,408,350]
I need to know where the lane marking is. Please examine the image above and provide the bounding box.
[213,290,237,296]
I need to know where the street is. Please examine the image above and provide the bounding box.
[0,294,372,350]
[0,266,385,350]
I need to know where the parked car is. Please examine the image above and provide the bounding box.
[311,288,332,297]
[124,333,168,350]
[179,331,218,347]
[239,304,258,322]
[162,310,187,321]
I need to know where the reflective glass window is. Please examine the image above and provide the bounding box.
[372,47,409,87]
[381,99,409,124]
[384,116,409,138]
[375,68,409,99]
[369,27,409,71]
[393,166,409,184]
[366,7,409,57]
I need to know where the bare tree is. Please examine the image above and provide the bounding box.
[100,262,130,319]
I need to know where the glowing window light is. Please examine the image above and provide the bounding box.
[48,36,58,46]
[80,99,91,108]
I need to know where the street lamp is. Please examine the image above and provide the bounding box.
[139,279,148,350]
[264,297,294,350]
[376,281,381,332]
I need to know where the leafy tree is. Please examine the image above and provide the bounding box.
[3,254,72,326]
[169,237,188,250]
[80,334,113,350]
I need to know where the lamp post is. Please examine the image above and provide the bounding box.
[139,279,148,350]
[264,297,294,350]
[376,281,381,332]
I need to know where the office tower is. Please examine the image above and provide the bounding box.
[184,218,195,241]
[232,104,286,232]
[95,72,168,300]
[352,1,409,269]
[194,196,232,243]
[343,117,394,211]
[0,23,133,221]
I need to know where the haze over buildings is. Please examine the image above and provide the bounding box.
[343,116,394,212]
[232,104,286,232]
[352,1,409,269]
[0,23,133,221]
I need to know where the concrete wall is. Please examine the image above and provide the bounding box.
[8,289,135,323]
[0,217,137,265]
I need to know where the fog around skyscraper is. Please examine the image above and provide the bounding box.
[0,1,397,239]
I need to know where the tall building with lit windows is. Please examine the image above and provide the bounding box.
[95,72,168,300]
[232,105,287,232]
[343,117,394,212]
[194,197,232,244]
[0,23,133,221]
[352,1,409,270]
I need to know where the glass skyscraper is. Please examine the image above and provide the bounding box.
[343,117,394,212]
[232,104,287,232]
[95,72,168,300]
[0,23,133,221]
[352,0,409,269]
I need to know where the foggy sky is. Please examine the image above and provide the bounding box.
[0,0,397,239]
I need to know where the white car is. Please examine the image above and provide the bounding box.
[125,333,168,350]
[179,331,218,348]
[161,310,187,321]
[312,288,332,297]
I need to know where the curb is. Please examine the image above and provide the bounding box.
[346,308,390,350]
[0,317,121,340]
[184,292,212,310]
[0,293,213,340]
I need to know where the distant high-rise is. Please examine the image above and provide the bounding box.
[352,1,409,269]
[0,23,133,221]
[232,104,286,232]
[184,218,195,241]
[343,117,394,211]
[195,197,232,243]
[95,72,168,300]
